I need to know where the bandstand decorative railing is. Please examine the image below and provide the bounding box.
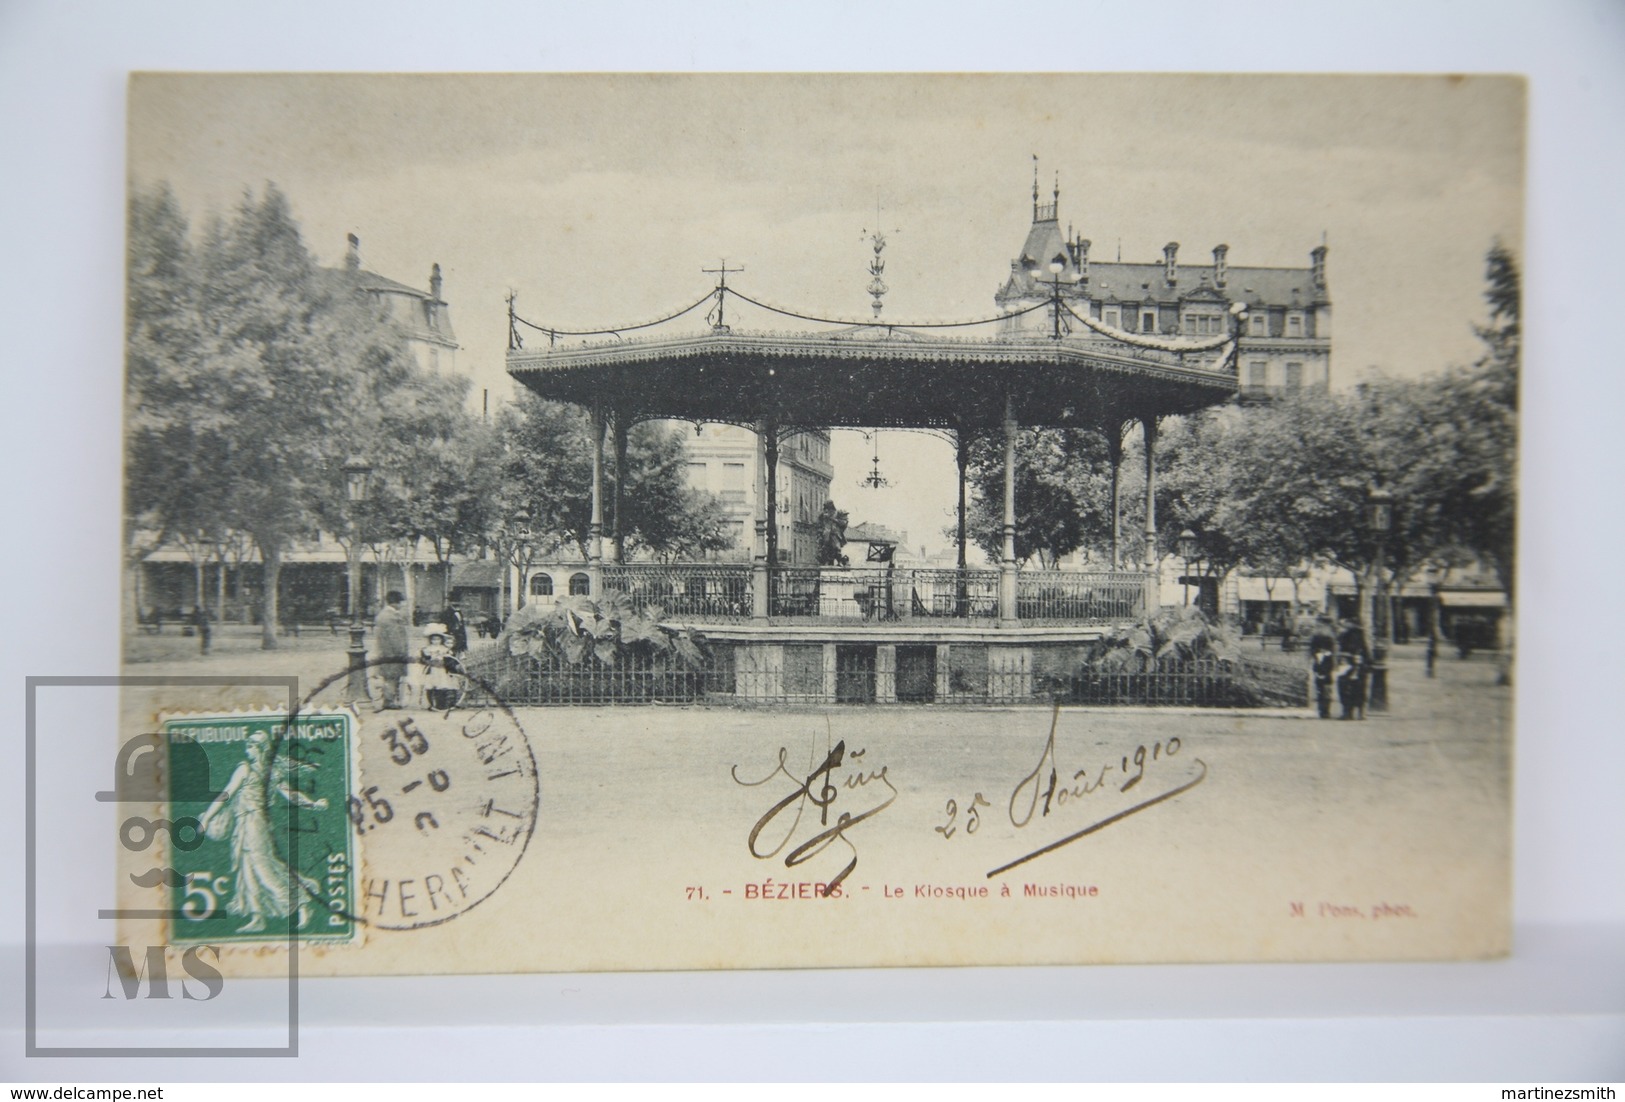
[599,563,753,621]
[768,566,1004,621]
[595,563,1150,626]
[1016,570,1148,624]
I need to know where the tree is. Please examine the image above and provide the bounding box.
[616,423,734,560]
[126,183,458,647]
[1447,242,1518,599]
[379,408,497,606]
[495,397,733,562]
[126,185,214,624]
[495,395,596,559]
[963,428,1111,567]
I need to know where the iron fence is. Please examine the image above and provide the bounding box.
[463,646,721,706]
[1046,657,1309,707]
[1016,570,1145,623]
[600,563,753,621]
[910,568,1001,618]
[460,642,1306,709]
[770,566,1001,620]
[771,566,894,620]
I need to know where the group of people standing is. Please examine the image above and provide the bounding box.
[1309,617,1373,721]
[367,592,470,711]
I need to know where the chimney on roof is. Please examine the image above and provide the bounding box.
[1213,244,1229,289]
[345,233,361,272]
[429,263,443,301]
[1070,238,1091,283]
[1311,244,1328,290]
[1163,242,1179,283]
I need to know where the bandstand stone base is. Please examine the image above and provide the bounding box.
[690,622,1115,706]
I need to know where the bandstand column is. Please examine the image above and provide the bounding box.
[955,428,970,616]
[611,412,629,564]
[751,419,770,619]
[999,393,1019,625]
[955,429,970,572]
[1141,413,1161,614]
[589,403,605,593]
[763,422,780,573]
[1107,423,1123,569]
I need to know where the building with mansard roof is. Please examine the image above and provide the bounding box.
[138,236,471,628]
[995,178,1330,398]
[329,233,463,388]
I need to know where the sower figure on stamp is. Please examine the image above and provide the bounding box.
[196,731,328,933]
[369,590,411,710]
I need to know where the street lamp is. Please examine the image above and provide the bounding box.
[1031,252,1072,340]
[510,505,534,611]
[343,455,373,701]
[1178,528,1198,610]
[1365,481,1394,712]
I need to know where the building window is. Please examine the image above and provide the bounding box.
[428,347,440,373]
[1285,362,1304,389]
[568,572,591,596]
[686,461,707,488]
[529,573,554,597]
[1248,361,1267,388]
[1140,309,1157,333]
[1287,313,1304,337]
[721,462,746,504]
[1103,306,1121,329]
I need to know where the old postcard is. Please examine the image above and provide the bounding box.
[116,73,1521,974]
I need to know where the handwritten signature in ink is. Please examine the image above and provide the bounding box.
[731,737,897,891]
[986,704,1207,878]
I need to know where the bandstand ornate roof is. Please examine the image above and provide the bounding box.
[506,326,1238,432]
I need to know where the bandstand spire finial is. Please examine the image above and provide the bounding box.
[863,192,893,320]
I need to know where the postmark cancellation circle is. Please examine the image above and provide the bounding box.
[298,665,540,932]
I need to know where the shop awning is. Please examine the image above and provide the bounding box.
[450,561,505,589]
[1439,590,1506,608]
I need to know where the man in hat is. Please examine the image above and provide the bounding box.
[368,591,411,710]
[1309,615,1338,719]
[1335,619,1371,720]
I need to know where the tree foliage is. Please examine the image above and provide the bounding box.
[126,183,471,646]
[493,397,734,563]
[964,428,1118,566]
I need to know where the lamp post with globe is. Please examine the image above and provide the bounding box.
[1178,528,1199,611]
[343,456,373,701]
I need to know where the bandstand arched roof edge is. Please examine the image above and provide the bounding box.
[506,330,1237,430]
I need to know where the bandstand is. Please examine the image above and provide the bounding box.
[505,276,1241,705]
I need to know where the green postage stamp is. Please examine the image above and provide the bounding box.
[164,710,359,945]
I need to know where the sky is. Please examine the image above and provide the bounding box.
[128,73,1523,556]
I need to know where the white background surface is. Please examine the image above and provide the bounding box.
[1,0,1622,1083]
